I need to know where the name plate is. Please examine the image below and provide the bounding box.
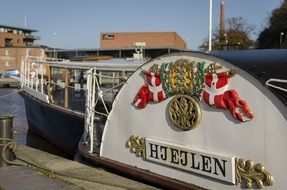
[145,138,235,184]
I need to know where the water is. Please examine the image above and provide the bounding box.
[0,88,72,159]
[0,88,28,144]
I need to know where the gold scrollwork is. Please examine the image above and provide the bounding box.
[127,135,145,157]
[168,94,202,131]
[236,158,274,189]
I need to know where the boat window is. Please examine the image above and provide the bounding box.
[50,68,88,112]
[50,68,66,107]
[98,71,120,88]
[68,69,88,112]
[46,66,135,113]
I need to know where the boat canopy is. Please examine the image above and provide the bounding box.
[35,59,145,71]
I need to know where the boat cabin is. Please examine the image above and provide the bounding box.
[21,57,143,113]
[20,56,144,154]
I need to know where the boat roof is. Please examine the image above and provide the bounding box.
[36,59,145,71]
[0,24,38,33]
[210,49,287,105]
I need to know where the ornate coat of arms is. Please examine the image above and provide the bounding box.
[133,59,253,130]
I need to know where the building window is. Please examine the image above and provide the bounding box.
[5,38,13,47]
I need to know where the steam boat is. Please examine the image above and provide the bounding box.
[20,50,287,189]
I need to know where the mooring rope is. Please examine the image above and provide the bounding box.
[0,137,23,166]
[0,138,138,189]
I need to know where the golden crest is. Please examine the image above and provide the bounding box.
[166,59,195,94]
[168,94,202,131]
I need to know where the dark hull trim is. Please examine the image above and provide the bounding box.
[20,91,85,156]
[78,143,205,190]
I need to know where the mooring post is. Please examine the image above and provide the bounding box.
[0,115,15,167]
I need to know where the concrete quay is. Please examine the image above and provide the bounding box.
[0,145,159,190]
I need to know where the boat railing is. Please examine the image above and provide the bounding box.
[20,55,70,95]
[21,55,143,153]
[265,78,287,93]
[20,56,138,113]
[83,68,131,153]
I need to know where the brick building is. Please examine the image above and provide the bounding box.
[0,24,44,72]
[100,32,186,49]
[0,48,44,72]
[54,32,187,60]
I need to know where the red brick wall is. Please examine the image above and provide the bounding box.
[0,47,44,72]
[0,32,24,47]
[100,32,186,49]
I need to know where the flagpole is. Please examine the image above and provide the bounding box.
[24,16,27,29]
[208,0,213,52]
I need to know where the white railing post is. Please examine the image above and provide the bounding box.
[83,68,95,153]
[35,65,39,92]
[23,57,27,87]
[89,69,97,153]
[41,64,44,94]
[25,57,28,87]
[27,59,30,88]
[20,58,24,88]
[83,70,90,143]
[112,72,115,87]
[99,71,102,86]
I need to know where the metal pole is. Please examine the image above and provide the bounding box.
[47,66,52,103]
[208,0,213,52]
[41,64,44,93]
[0,115,14,167]
[64,69,69,108]
[53,33,57,59]
[35,66,38,92]
[280,32,284,48]
[224,33,227,51]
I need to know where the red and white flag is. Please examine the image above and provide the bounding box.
[134,71,166,109]
[203,72,253,121]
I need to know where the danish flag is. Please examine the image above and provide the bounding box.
[203,72,253,122]
[133,71,166,109]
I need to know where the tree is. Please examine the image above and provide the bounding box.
[257,0,287,48]
[199,17,255,51]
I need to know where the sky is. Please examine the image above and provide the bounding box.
[0,0,283,50]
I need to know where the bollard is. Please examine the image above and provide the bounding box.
[0,115,15,167]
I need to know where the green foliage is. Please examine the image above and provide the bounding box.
[257,0,287,48]
[200,17,255,51]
